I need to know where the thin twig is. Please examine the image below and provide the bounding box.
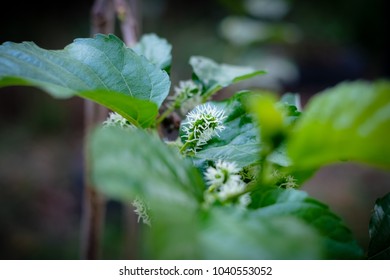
[113,0,141,259]
[114,0,139,46]
[156,104,176,125]
[83,0,141,260]
[91,0,115,36]
[81,0,115,260]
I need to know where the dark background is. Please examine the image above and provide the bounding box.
[0,0,389,259]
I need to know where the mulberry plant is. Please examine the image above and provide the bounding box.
[0,33,389,259]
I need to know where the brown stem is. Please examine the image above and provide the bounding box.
[80,0,115,260]
[114,0,139,46]
[122,204,139,259]
[80,156,105,260]
[112,0,141,259]
[82,102,110,259]
[82,0,141,260]
[91,0,115,35]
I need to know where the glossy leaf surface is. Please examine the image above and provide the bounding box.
[252,188,364,259]
[190,56,266,97]
[368,192,390,259]
[0,34,170,126]
[90,127,205,258]
[133,33,172,71]
[288,81,390,170]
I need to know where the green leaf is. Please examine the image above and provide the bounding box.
[90,127,205,259]
[189,56,266,98]
[252,188,363,259]
[279,93,302,124]
[133,33,172,71]
[368,192,390,259]
[195,144,260,169]
[248,93,287,152]
[199,206,322,259]
[288,80,390,170]
[280,93,302,112]
[0,34,170,107]
[90,126,204,205]
[78,90,158,128]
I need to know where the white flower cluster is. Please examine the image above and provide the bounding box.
[103,112,134,129]
[204,160,251,207]
[205,160,241,188]
[181,104,226,153]
[132,197,151,226]
[170,80,203,115]
[279,175,298,188]
[173,80,202,102]
[270,169,299,189]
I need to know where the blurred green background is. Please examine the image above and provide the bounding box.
[0,0,389,259]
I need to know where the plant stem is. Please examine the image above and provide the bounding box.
[201,86,222,103]
[222,181,258,204]
[207,184,219,193]
[91,0,115,35]
[82,99,109,259]
[114,0,139,46]
[179,141,191,154]
[113,0,141,259]
[81,0,115,260]
[80,157,106,259]
[156,103,176,125]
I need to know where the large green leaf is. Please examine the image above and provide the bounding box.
[368,192,390,259]
[251,188,363,259]
[288,81,390,170]
[90,126,204,205]
[0,34,170,108]
[79,89,157,128]
[248,93,288,155]
[248,92,312,184]
[199,206,322,259]
[133,33,172,71]
[90,127,205,259]
[189,56,266,98]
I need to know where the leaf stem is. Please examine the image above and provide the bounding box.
[179,141,191,154]
[114,0,139,46]
[221,181,258,204]
[156,103,176,125]
[201,86,222,103]
[207,184,219,193]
